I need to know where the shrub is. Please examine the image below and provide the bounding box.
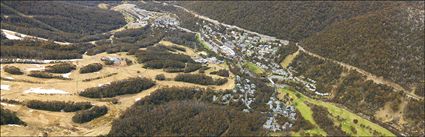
[4,65,23,75]
[125,58,133,66]
[79,63,103,74]
[210,69,230,77]
[79,77,155,98]
[45,63,76,73]
[103,60,115,65]
[72,106,108,123]
[26,100,92,112]
[0,107,25,125]
[155,74,166,81]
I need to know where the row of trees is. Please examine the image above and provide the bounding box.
[79,77,156,98]
[175,73,228,85]
[45,63,76,73]
[27,71,69,80]
[72,106,108,123]
[1,39,91,60]
[4,65,24,75]
[26,100,92,112]
[79,63,103,74]
[81,73,118,82]
[311,104,348,136]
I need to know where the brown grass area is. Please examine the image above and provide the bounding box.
[0,41,235,136]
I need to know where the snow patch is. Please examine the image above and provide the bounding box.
[1,85,10,90]
[62,73,72,78]
[4,76,14,80]
[26,64,45,72]
[6,124,23,127]
[24,88,69,94]
[1,102,15,107]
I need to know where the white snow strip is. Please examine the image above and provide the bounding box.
[2,29,72,45]
[4,76,14,80]
[26,64,45,71]
[24,87,69,94]
[1,85,10,90]
[2,31,23,40]
[1,102,16,107]
[6,124,23,127]
[62,73,71,78]
[98,82,110,87]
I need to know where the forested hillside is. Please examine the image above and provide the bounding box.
[0,1,125,42]
[301,4,424,91]
[176,1,398,41]
[176,1,424,93]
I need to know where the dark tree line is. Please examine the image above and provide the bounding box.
[45,63,76,73]
[4,65,24,75]
[1,39,92,60]
[81,73,118,82]
[0,107,26,125]
[79,63,103,74]
[72,106,108,123]
[79,77,156,98]
[310,104,348,136]
[26,100,92,112]
[175,73,228,85]
[27,71,69,80]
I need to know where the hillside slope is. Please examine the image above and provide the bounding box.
[301,3,424,92]
[176,1,424,95]
[0,1,126,42]
[176,1,398,42]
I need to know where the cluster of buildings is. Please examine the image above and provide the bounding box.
[193,56,223,64]
[212,75,257,112]
[152,9,332,131]
[153,15,180,28]
[263,94,297,131]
